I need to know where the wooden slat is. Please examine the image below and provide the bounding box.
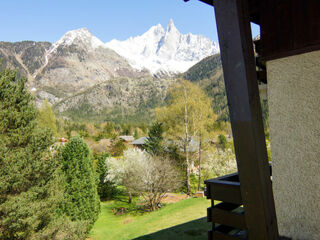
[212,208,246,229]
[207,207,213,222]
[213,0,279,239]
[204,184,211,199]
[214,202,241,211]
[215,172,239,182]
[206,180,242,204]
[214,224,234,234]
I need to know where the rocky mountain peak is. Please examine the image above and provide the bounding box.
[166,19,179,34]
[49,27,104,55]
[145,23,165,37]
[105,19,219,75]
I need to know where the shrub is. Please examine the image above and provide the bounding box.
[110,139,126,156]
[218,134,228,150]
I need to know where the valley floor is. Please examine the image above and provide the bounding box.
[89,197,210,240]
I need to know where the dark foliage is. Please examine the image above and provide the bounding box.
[143,122,164,155]
[95,152,117,200]
[0,70,87,240]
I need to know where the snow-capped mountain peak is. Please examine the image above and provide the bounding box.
[166,19,179,33]
[49,27,104,54]
[105,19,219,74]
[47,20,219,75]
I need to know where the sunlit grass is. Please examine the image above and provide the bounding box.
[89,197,210,240]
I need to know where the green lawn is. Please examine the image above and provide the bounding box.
[89,197,211,240]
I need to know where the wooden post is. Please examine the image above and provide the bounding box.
[213,0,279,239]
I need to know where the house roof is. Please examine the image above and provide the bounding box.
[132,137,148,145]
[119,135,134,142]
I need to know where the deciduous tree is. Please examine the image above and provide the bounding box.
[38,99,58,136]
[155,79,216,194]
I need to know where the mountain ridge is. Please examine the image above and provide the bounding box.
[105,19,219,75]
[0,21,223,123]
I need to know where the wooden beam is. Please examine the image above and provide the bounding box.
[184,0,214,7]
[206,180,242,204]
[212,208,246,229]
[213,0,279,239]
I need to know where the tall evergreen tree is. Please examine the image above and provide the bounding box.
[60,137,100,230]
[0,70,70,239]
[94,152,116,200]
[143,122,164,156]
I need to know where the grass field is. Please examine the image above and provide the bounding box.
[89,197,211,240]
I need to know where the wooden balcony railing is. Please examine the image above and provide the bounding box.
[204,165,272,240]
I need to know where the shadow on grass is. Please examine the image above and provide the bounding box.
[132,217,210,240]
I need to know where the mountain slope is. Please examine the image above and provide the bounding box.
[54,76,175,123]
[0,24,222,124]
[182,54,229,121]
[105,20,219,75]
[0,41,51,81]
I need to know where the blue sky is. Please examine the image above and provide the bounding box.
[0,0,259,43]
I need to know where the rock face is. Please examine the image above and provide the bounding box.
[105,19,219,75]
[0,41,51,81]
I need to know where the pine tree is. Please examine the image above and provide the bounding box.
[0,70,64,239]
[143,122,164,155]
[38,99,58,136]
[0,70,89,240]
[95,152,116,200]
[60,137,100,230]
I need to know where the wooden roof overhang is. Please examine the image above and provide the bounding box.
[182,0,320,240]
[185,0,320,60]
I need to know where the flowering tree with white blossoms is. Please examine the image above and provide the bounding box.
[201,148,238,180]
[105,148,181,210]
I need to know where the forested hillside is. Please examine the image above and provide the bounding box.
[182,54,229,121]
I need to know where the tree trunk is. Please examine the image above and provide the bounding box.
[185,143,191,195]
[183,86,191,195]
[128,191,132,203]
[197,135,202,191]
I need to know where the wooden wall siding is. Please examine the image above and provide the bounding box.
[213,0,279,239]
[260,0,320,60]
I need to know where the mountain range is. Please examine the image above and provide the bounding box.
[0,20,223,123]
[106,19,219,75]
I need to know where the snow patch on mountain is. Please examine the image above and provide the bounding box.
[105,19,219,74]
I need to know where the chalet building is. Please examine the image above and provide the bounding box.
[118,135,135,143]
[184,1,320,240]
[132,137,148,149]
